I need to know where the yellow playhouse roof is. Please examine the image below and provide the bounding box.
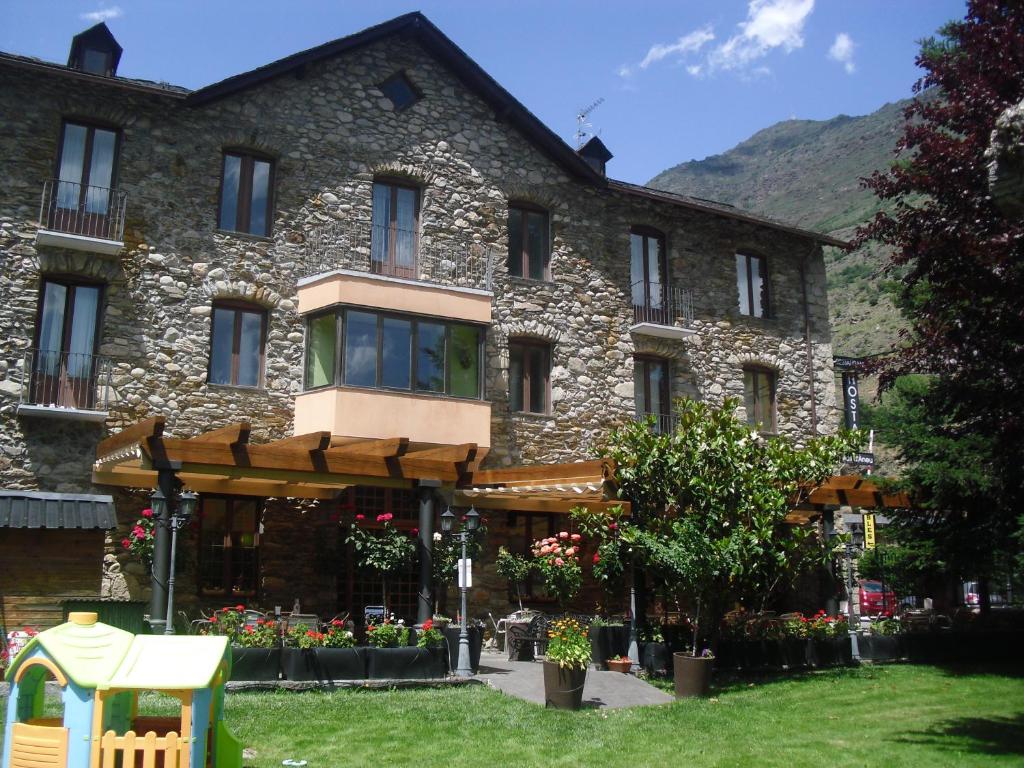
[106,634,230,690]
[8,612,136,687]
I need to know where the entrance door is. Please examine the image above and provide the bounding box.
[51,121,118,237]
[31,279,102,409]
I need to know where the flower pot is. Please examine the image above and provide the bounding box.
[781,637,806,670]
[673,653,713,698]
[367,646,447,680]
[834,636,853,666]
[640,642,670,676]
[282,647,367,681]
[807,637,836,667]
[714,639,740,670]
[606,657,632,674]
[443,625,483,673]
[859,634,901,663]
[230,647,281,681]
[740,640,765,670]
[762,639,784,669]
[542,660,587,710]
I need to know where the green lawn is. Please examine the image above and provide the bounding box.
[4,665,1023,767]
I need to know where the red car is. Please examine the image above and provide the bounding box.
[859,580,896,616]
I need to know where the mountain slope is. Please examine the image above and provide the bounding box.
[648,100,912,356]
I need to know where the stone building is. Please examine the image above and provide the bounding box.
[0,13,841,630]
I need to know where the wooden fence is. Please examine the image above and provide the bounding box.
[99,729,189,768]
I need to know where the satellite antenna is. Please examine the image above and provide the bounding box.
[575,97,604,149]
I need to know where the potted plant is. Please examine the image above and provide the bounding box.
[365,619,444,680]
[543,617,591,710]
[860,616,904,662]
[204,606,282,681]
[281,623,326,682]
[782,614,809,669]
[588,616,629,671]
[495,547,532,612]
[283,620,364,681]
[441,617,484,673]
[530,532,585,607]
[347,512,417,617]
[639,625,670,676]
[674,648,715,698]
[804,611,850,667]
[606,654,633,674]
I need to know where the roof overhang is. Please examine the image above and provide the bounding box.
[0,491,117,530]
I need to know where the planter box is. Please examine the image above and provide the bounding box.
[714,639,741,670]
[543,660,587,710]
[639,642,670,676]
[589,625,629,670]
[806,637,851,667]
[781,637,807,670]
[282,647,367,681]
[673,653,713,698]
[230,647,281,681]
[367,646,447,680]
[858,634,903,663]
[443,625,483,673]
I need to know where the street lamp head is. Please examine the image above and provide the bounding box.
[177,491,198,522]
[150,488,167,518]
[440,507,455,534]
[465,506,480,532]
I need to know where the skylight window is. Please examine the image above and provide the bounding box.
[379,72,419,111]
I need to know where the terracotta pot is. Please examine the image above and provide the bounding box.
[606,658,633,674]
[673,652,713,698]
[543,660,587,710]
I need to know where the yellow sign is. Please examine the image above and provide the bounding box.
[864,514,876,550]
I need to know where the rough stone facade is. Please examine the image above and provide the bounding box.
[0,20,838,626]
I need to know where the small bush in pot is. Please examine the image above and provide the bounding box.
[366,619,410,648]
[416,618,444,648]
[543,618,591,709]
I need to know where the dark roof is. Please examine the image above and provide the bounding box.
[68,22,123,73]
[0,491,117,530]
[607,179,849,248]
[0,50,190,96]
[185,12,603,184]
[579,136,613,163]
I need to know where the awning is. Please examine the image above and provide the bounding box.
[0,491,117,530]
[455,460,629,515]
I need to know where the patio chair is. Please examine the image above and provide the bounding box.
[285,613,322,632]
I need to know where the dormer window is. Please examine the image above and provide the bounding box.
[68,22,123,77]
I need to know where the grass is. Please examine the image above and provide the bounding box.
[4,664,1023,767]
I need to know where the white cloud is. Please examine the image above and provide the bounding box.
[686,64,704,77]
[828,32,856,74]
[640,27,715,69]
[80,6,123,23]
[708,0,815,73]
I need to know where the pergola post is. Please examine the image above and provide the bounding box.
[148,468,176,633]
[416,480,441,625]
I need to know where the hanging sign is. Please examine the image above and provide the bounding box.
[458,558,473,589]
[842,372,860,431]
[864,514,876,550]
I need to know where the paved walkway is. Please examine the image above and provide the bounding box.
[475,650,674,709]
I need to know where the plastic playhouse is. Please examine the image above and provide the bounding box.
[3,612,242,768]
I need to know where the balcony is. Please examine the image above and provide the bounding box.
[17,349,112,422]
[304,221,494,291]
[635,411,677,435]
[36,179,127,256]
[630,282,695,340]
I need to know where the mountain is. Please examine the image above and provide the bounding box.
[648,99,913,357]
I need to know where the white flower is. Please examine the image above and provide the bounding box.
[433,532,443,542]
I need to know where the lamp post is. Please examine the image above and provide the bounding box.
[441,505,479,677]
[150,488,198,635]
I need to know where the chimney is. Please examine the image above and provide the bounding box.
[68,22,123,77]
[578,136,613,177]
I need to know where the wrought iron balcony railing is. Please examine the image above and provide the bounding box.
[635,411,677,435]
[19,349,112,414]
[304,221,494,291]
[39,179,127,244]
[631,281,694,328]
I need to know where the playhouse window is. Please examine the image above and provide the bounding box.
[199,496,262,597]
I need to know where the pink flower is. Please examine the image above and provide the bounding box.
[132,525,146,539]
[540,545,551,554]
[554,557,565,566]
[608,522,618,531]
[355,514,365,521]
[551,545,561,554]
[140,508,153,518]
[565,547,576,556]
[570,533,581,542]
[558,531,569,539]
[121,538,131,548]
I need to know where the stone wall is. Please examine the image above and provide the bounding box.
[0,29,838,622]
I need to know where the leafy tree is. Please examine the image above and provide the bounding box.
[606,399,861,650]
[856,1,1024,608]
[495,546,532,611]
[346,513,416,615]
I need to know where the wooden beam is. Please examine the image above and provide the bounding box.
[824,475,863,490]
[92,467,349,500]
[186,422,251,445]
[402,443,476,463]
[173,462,414,489]
[807,487,842,506]
[96,416,166,459]
[328,437,409,457]
[842,489,886,508]
[263,432,332,451]
[466,460,608,486]
[454,492,629,515]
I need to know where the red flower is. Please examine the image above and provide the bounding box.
[235,604,245,612]
[209,615,218,623]
[355,514,365,521]
[141,508,154,518]
[593,553,601,564]
[411,528,419,536]
[376,512,393,523]
[132,526,146,539]
[422,619,433,632]
[608,522,618,531]
[121,538,131,548]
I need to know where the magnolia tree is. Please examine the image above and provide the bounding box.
[606,398,862,653]
[346,512,417,615]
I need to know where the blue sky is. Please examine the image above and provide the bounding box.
[4,1,967,184]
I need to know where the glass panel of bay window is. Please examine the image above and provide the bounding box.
[249,159,271,237]
[396,186,417,269]
[449,324,479,398]
[306,313,336,388]
[219,154,241,232]
[57,124,87,208]
[210,307,234,385]
[526,210,546,280]
[237,310,263,387]
[38,282,68,374]
[345,310,378,387]
[509,344,524,412]
[508,207,523,275]
[736,253,750,315]
[67,285,99,378]
[381,316,412,389]
[416,321,445,392]
[371,182,391,268]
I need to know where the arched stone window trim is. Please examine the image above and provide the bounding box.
[201,278,281,309]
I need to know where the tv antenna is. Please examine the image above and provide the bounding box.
[575,97,604,149]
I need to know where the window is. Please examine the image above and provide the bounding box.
[199,496,262,597]
[53,121,119,221]
[209,303,267,387]
[304,308,484,399]
[509,340,550,414]
[372,180,418,278]
[634,356,670,433]
[219,152,274,237]
[744,367,776,432]
[508,203,549,280]
[379,72,420,111]
[736,252,769,318]
[30,278,103,409]
[630,228,667,307]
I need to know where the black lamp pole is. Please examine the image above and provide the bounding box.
[164,490,197,635]
[441,506,479,677]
